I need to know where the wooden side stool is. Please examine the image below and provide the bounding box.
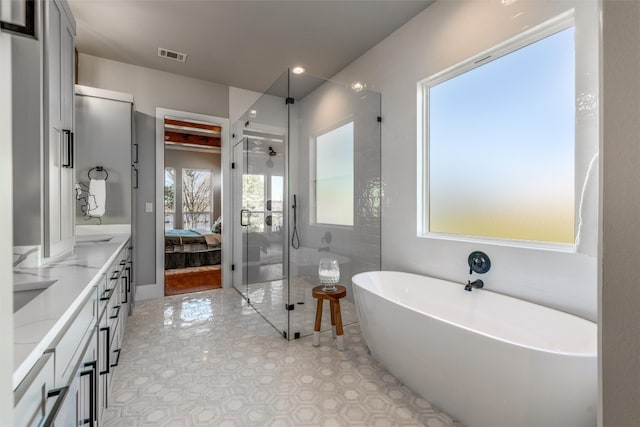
[312,285,347,351]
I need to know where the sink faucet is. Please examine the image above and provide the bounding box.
[465,279,484,292]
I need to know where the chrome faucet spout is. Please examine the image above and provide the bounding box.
[465,279,484,291]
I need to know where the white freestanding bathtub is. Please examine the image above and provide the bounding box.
[352,271,597,427]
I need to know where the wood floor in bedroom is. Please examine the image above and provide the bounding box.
[164,265,222,296]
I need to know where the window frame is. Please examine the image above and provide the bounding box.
[417,11,577,252]
[310,118,355,228]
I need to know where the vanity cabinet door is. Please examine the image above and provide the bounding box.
[52,324,98,427]
[51,285,97,387]
[14,352,56,427]
[43,0,75,259]
[97,309,109,422]
[78,328,98,426]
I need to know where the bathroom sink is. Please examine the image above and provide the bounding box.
[13,280,57,313]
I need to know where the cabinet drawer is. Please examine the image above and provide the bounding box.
[107,321,121,392]
[52,286,97,386]
[14,352,58,427]
[106,281,121,334]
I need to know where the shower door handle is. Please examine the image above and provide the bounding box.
[241,209,250,227]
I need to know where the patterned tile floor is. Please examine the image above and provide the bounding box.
[103,288,463,426]
[244,277,359,339]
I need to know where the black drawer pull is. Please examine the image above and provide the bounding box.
[110,305,121,319]
[122,277,128,304]
[43,386,70,427]
[110,270,120,280]
[99,327,110,375]
[80,360,96,426]
[110,349,121,368]
[133,143,138,163]
[100,287,115,301]
[62,130,73,168]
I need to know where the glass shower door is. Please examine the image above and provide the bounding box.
[231,138,247,298]
[233,133,288,336]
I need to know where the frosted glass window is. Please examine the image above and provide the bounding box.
[425,26,575,244]
[316,122,354,226]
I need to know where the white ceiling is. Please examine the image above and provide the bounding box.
[68,0,433,93]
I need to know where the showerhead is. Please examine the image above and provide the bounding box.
[268,146,277,156]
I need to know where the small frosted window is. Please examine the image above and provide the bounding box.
[426,26,575,244]
[316,122,354,226]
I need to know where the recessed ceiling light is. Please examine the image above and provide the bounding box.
[292,67,305,75]
[351,82,365,92]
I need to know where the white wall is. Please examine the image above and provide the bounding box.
[78,54,229,286]
[229,86,262,127]
[0,19,14,426]
[78,54,229,117]
[332,0,600,321]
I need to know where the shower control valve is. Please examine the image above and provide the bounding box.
[468,251,491,275]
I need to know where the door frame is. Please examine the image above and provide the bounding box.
[231,125,288,291]
[154,108,231,296]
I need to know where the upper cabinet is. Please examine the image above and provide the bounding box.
[43,0,76,259]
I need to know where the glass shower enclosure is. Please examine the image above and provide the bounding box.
[232,69,381,339]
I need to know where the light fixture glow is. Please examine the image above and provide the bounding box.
[292,66,305,75]
[351,82,365,92]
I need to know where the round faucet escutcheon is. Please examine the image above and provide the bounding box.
[468,251,491,274]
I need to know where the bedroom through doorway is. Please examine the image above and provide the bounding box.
[162,115,224,296]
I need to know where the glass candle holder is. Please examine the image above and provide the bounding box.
[319,258,340,291]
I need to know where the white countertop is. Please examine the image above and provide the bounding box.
[13,233,130,389]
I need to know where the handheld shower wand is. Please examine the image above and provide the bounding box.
[291,194,300,249]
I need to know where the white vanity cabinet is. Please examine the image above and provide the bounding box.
[13,236,132,426]
[98,241,131,419]
[43,0,76,259]
[13,284,97,427]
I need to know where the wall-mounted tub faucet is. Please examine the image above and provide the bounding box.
[465,279,484,291]
[466,251,489,291]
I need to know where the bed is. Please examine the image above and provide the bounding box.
[165,229,222,269]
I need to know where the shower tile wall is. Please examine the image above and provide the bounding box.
[292,80,382,302]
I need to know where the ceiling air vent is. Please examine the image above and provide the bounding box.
[158,47,187,63]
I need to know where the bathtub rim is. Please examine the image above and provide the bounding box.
[352,270,597,358]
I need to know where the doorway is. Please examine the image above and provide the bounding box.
[155,109,230,297]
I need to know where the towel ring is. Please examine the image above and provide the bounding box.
[88,166,109,181]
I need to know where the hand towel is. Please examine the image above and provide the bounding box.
[88,178,106,217]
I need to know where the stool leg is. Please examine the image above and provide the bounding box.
[313,298,323,347]
[330,300,337,338]
[334,299,345,351]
